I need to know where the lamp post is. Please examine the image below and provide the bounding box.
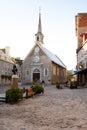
[79,64,83,70]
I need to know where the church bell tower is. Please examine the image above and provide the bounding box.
[35,12,44,44]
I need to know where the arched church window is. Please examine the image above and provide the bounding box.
[27,71,29,75]
[44,68,49,76]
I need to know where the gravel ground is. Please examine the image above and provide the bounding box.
[0,85,87,130]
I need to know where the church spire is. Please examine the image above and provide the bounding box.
[35,10,44,44]
[38,12,42,33]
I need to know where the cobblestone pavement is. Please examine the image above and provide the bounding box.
[0,85,87,129]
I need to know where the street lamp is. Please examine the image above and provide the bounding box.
[79,65,83,69]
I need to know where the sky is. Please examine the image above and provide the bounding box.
[0,0,87,70]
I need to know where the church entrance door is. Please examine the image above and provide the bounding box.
[33,68,40,82]
[33,73,40,82]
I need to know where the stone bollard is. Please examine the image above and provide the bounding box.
[12,75,18,87]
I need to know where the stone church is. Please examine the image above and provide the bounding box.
[22,13,67,85]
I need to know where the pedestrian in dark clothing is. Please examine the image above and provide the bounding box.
[41,80,45,87]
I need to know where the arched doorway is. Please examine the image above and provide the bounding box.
[33,68,40,82]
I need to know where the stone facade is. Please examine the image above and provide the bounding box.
[52,62,66,84]
[22,45,52,84]
[0,47,14,85]
[22,13,67,85]
[22,43,67,85]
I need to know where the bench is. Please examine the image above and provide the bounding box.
[26,88,35,98]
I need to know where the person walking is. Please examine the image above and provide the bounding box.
[41,80,45,87]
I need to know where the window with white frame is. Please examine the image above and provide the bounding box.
[44,68,49,76]
[25,70,29,77]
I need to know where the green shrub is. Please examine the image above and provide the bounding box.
[1,75,11,80]
[32,83,44,94]
[6,86,23,104]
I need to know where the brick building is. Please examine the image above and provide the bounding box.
[75,13,87,86]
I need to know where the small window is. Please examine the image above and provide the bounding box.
[37,36,39,41]
[44,68,49,76]
[27,71,29,75]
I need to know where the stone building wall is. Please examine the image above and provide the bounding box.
[52,62,67,84]
[0,60,13,85]
[22,48,52,84]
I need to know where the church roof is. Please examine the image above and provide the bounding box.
[37,43,66,68]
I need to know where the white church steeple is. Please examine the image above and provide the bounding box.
[38,12,42,33]
[35,11,44,44]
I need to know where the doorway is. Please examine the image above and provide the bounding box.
[33,73,40,82]
[33,68,40,82]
